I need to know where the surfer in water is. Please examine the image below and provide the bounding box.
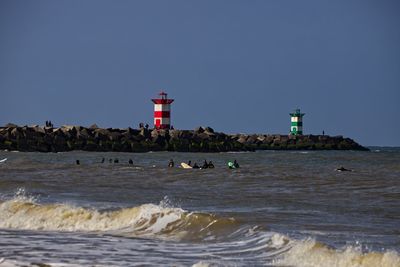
[192,162,200,169]
[208,161,215,168]
[336,166,352,172]
[234,160,240,168]
[202,160,209,169]
[228,160,240,169]
[168,159,174,168]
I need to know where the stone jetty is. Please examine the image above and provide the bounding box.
[0,124,369,152]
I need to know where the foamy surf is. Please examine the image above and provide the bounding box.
[0,197,237,241]
[274,238,400,267]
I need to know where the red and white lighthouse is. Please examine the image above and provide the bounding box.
[151,91,174,129]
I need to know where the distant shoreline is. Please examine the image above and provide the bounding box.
[0,124,369,152]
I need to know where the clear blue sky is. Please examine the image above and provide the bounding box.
[1,1,399,146]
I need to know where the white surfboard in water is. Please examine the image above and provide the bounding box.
[180,162,192,169]
[0,158,7,163]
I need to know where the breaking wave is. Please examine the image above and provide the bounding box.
[0,194,399,267]
[0,196,237,241]
[274,238,400,267]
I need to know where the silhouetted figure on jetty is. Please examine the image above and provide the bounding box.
[45,121,54,128]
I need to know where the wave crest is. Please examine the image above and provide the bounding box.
[275,238,400,267]
[0,198,237,240]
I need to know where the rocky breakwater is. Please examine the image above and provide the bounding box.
[0,124,368,152]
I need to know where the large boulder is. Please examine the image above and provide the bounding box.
[89,124,99,129]
[178,130,193,139]
[257,135,266,143]
[194,126,204,133]
[31,126,46,135]
[169,130,181,140]
[194,132,210,141]
[76,128,90,140]
[10,127,23,139]
[139,128,150,138]
[151,129,159,139]
[94,128,110,141]
[4,123,17,128]
[246,134,259,144]
[237,135,248,144]
[109,131,122,141]
[204,126,214,133]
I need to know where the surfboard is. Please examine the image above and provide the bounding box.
[0,158,7,163]
[180,162,192,169]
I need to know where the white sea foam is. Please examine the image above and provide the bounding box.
[275,237,400,267]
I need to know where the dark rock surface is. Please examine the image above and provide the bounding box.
[0,124,369,152]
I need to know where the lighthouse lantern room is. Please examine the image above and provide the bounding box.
[290,108,305,135]
[151,91,174,129]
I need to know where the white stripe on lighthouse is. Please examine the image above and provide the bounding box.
[154,104,171,112]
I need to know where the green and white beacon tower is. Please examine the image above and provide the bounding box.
[290,109,305,135]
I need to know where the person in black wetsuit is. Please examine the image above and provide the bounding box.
[208,161,215,168]
[202,160,209,169]
[168,159,174,168]
[336,166,352,172]
[233,160,240,168]
[192,162,200,169]
[128,159,133,164]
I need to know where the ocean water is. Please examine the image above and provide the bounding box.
[0,149,399,267]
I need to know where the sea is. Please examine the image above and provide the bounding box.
[0,148,399,267]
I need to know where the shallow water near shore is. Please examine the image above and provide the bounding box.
[0,149,399,266]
